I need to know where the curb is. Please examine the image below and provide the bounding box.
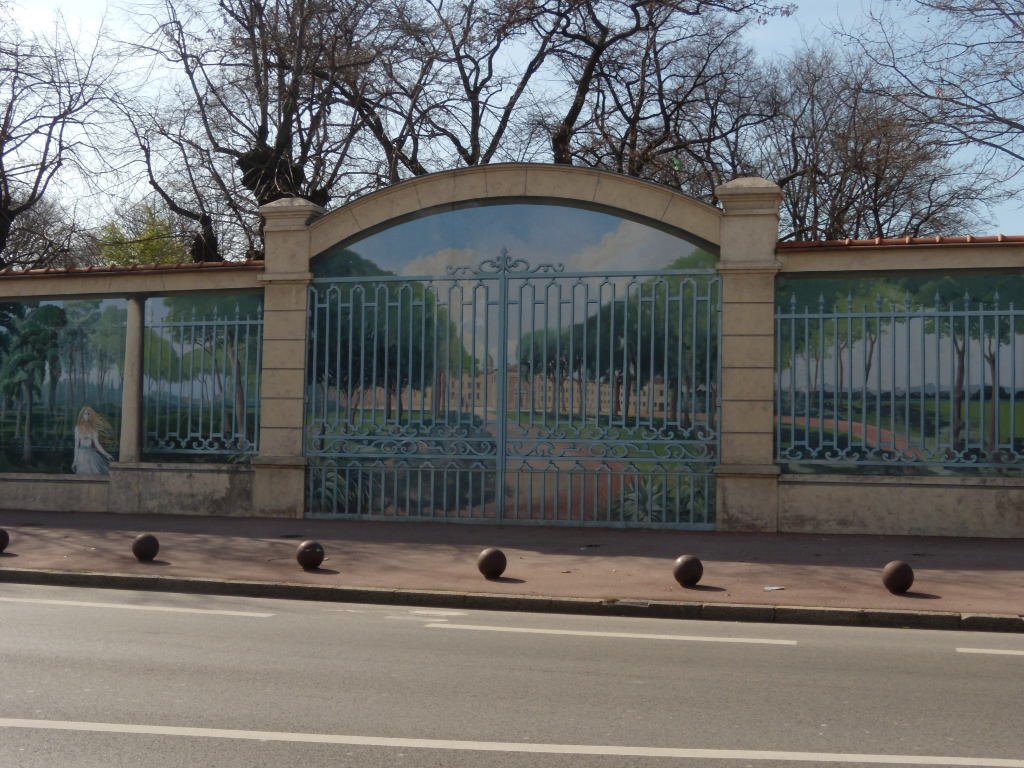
[1,567,1021,633]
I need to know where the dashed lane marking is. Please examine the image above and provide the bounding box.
[956,648,1024,657]
[0,597,273,618]
[423,623,797,645]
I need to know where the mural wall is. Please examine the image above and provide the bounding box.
[143,292,263,459]
[0,291,263,473]
[306,201,720,526]
[0,299,127,473]
[776,273,1024,471]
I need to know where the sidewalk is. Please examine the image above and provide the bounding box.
[0,510,1021,632]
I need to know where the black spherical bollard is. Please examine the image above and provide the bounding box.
[0,528,8,553]
[477,547,507,580]
[296,540,325,570]
[672,554,703,587]
[132,533,160,562]
[882,560,914,594]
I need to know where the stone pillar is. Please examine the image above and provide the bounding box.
[714,177,783,531]
[118,296,145,463]
[253,197,325,518]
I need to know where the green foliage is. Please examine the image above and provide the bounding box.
[142,293,264,455]
[309,251,473,418]
[312,248,394,279]
[0,303,69,463]
[517,253,718,424]
[613,472,707,524]
[99,205,190,266]
[163,292,262,323]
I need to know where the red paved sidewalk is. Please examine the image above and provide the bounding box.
[1,510,1021,623]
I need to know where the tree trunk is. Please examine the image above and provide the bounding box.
[21,380,32,465]
[229,346,246,445]
[986,345,997,456]
[952,338,966,451]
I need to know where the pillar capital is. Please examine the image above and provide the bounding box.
[715,176,783,215]
[260,197,325,277]
[259,197,325,232]
[714,176,782,270]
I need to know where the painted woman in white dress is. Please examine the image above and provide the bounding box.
[72,406,114,475]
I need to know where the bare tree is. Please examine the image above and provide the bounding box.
[538,0,792,165]
[574,11,774,197]
[0,10,107,264]
[859,1,1024,172]
[411,0,559,167]
[119,0,382,258]
[0,197,98,269]
[753,48,997,240]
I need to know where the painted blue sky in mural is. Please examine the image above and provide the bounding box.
[341,203,704,276]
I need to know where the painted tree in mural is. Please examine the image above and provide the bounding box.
[0,300,128,470]
[89,305,129,411]
[60,302,100,414]
[154,294,263,449]
[517,251,717,428]
[309,250,472,425]
[517,328,577,418]
[776,273,1024,461]
[911,275,1024,456]
[0,304,68,463]
[778,278,908,407]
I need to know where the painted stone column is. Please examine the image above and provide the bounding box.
[117,296,145,463]
[714,177,783,531]
[253,197,325,518]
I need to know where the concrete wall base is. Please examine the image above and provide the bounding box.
[252,461,306,519]
[0,464,254,517]
[779,474,1024,538]
[109,463,255,517]
[0,473,110,513]
[715,467,780,532]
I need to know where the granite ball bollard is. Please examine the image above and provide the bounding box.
[296,540,325,570]
[882,560,914,594]
[131,533,160,562]
[0,528,8,553]
[477,547,507,580]
[672,554,703,587]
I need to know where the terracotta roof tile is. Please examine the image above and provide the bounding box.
[777,235,1024,250]
[0,259,265,278]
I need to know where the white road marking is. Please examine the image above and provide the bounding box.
[0,597,273,618]
[424,623,796,646]
[410,609,466,617]
[0,718,1021,766]
[956,648,1024,657]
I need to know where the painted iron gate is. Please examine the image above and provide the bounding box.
[305,252,720,528]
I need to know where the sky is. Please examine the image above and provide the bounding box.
[335,204,701,276]
[11,0,1024,236]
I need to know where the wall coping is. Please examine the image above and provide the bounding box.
[779,473,1024,488]
[0,473,109,483]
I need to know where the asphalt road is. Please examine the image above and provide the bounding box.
[1,583,1022,767]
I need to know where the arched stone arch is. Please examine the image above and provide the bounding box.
[307,164,721,257]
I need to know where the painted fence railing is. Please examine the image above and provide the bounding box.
[305,258,720,527]
[776,292,1024,469]
[143,303,263,457]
